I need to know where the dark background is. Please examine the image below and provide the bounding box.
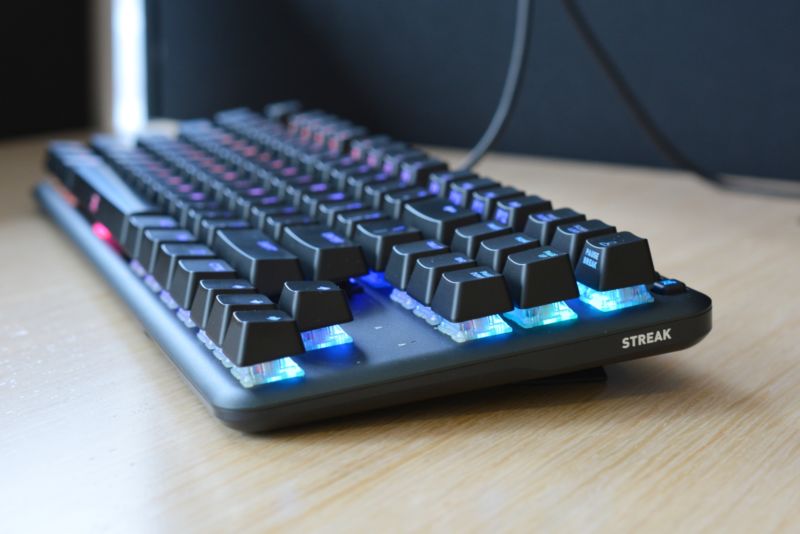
[3,1,798,181]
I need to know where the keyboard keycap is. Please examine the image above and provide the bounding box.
[206,293,276,345]
[353,220,423,271]
[278,281,353,331]
[475,233,540,272]
[153,243,215,290]
[121,215,178,257]
[263,213,315,240]
[399,158,447,186]
[138,228,197,272]
[451,221,513,258]
[447,177,498,208]
[469,187,523,219]
[574,232,657,291]
[431,267,513,322]
[502,247,579,309]
[199,218,250,246]
[214,229,304,296]
[170,258,237,309]
[333,209,388,238]
[384,239,449,289]
[221,310,305,367]
[492,195,552,230]
[280,225,368,280]
[550,219,617,265]
[383,187,434,219]
[406,252,476,305]
[61,159,157,238]
[427,170,477,197]
[402,198,481,244]
[190,279,254,329]
[523,208,586,245]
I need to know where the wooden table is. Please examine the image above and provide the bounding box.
[2,133,799,533]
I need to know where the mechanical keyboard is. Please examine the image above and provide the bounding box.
[35,102,712,431]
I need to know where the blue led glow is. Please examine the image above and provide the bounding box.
[230,357,305,388]
[301,324,353,351]
[577,282,654,312]
[390,288,418,310]
[413,305,443,326]
[436,314,512,343]
[359,270,392,288]
[504,301,577,328]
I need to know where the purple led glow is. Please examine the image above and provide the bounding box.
[321,231,345,245]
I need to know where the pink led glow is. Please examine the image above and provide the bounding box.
[88,193,101,214]
[91,222,113,242]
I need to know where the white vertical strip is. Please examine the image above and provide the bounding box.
[111,0,148,135]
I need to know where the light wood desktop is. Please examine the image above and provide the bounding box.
[1,133,798,532]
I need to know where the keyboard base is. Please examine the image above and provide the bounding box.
[36,181,711,432]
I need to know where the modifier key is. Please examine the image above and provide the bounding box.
[280,225,368,280]
[214,229,303,296]
[384,239,448,290]
[190,279,254,329]
[353,220,423,271]
[406,252,476,305]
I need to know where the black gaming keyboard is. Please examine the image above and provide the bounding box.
[36,102,712,431]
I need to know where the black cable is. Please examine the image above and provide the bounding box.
[458,0,534,171]
[560,0,800,198]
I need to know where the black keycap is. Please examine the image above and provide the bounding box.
[264,99,303,123]
[264,213,315,240]
[62,160,157,239]
[154,243,215,290]
[469,187,524,219]
[280,225,368,281]
[251,204,297,231]
[187,208,236,235]
[221,310,305,367]
[550,219,617,265]
[122,215,178,257]
[402,198,481,244]
[365,142,408,168]
[334,209,388,238]
[406,252,477,305]
[138,228,197,273]
[446,177,498,208]
[353,220,423,271]
[235,191,279,217]
[574,232,657,291]
[651,278,686,295]
[523,208,586,245]
[430,267,513,322]
[190,278,254,329]
[278,281,353,331]
[206,293,276,345]
[300,190,348,216]
[316,199,365,226]
[382,149,426,175]
[427,170,477,197]
[384,239,449,289]
[363,180,407,209]
[345,171,394,200]
[285,181,331,207]
[214,229,304,296]
[398,158,447,187]
[199,218,250,246]
[451,221,513,258]
[383,187,434,219]
[330,163,373,191]
[492,195,552,230]
[170,258,237,309]
[475,233,540,272]
[349,134,392,161]
[502,247,579,309]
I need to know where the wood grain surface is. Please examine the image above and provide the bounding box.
[1,133,798,533]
